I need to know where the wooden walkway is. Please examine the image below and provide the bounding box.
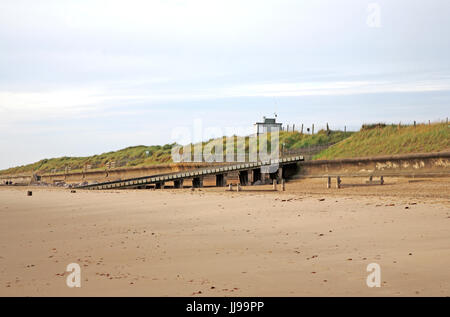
[76,156,304,190]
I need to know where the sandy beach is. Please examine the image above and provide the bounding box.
[0,177,449,297]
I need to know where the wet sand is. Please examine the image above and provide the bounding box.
[0,177,449,296]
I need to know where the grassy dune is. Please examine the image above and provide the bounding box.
[0,130,350,175]
[2,123,447,175]
[279,130,352,149]
[0,145,174,176]
[315,122,450,160]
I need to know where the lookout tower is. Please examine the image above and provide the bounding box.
[254,116,282,136]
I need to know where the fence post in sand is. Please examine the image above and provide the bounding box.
[273,179,277,191]
[281,179,286,191]
[327,177,331,189]
[336,176,341,189]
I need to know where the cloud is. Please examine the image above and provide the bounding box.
[224,79,450,97]
[1,76,450,125]
[0,88,108,122]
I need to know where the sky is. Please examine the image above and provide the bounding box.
[0,0,449,169]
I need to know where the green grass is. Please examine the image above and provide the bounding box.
[4,123,447,175]
[0,144,174,175]
[279,129,353,149]
[0,130,352,175]
[183,129,352,158]
[315,122,450,160]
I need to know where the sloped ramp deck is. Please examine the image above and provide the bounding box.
[76,156,304,190]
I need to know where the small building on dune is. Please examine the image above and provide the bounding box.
[254,116,283,135]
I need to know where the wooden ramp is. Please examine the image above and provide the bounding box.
[76,156,304,190]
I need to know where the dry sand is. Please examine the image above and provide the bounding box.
[0,177,449,297]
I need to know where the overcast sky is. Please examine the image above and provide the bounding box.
[1,0,449,169]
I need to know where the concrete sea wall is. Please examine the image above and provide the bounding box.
[292,152,450,178]
[1,152,449,186]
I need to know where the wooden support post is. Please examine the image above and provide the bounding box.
[281,179,286,191]
[247,170,254,184]
[277,166,283,183]
[174,179,184,189]
[273,179,277,191]
[301,124,304,134]
[336,176,341,189]
[216,174,226,187]
[380,176,384,185]
[312,124,314,135]
[192,177,203,188]
[327,177,331,189]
